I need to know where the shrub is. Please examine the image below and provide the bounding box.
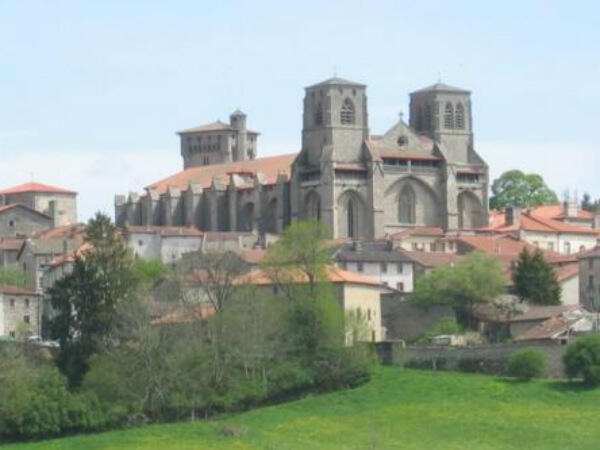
[564,335,600,386]
[507,348,546,380]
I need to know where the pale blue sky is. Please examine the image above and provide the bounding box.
[1,0,599,220]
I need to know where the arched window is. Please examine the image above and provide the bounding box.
[444,102,454,129]
[416,106,424,130]
[455,102,465,129]
[424,104,432,130]
[399,185,416,224]
[314,102,323,126]
[340,98,355,125]
[305,191,321,221]
[347,198,356,238]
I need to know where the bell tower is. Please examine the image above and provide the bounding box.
[409,83,473,163]
[301,77,369,166]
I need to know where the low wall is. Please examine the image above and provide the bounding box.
[375,341,568,378]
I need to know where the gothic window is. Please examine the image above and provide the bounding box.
[305,191,321,221]
[444,102,454,129]
[347,198,356,238]
[424,104,432,130]
[399,185,416,224]
[340,98,355,125]
[314,102,323,126]
[455,102,465,129]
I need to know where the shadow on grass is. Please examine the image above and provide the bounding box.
[547,379,598,393]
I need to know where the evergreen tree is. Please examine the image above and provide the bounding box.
[50,212,135,387]
[512,248,561,305]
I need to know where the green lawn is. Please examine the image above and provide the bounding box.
[5,367,600,450]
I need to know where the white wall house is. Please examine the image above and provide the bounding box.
[123,226,204,262]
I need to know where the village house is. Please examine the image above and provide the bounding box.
[233,265,388,342]
[0,284,42,339]
[579,246,600,313]
[0,204,52,239]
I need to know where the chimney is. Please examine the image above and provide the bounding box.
[505,207,522,226]
[564,198,579,218]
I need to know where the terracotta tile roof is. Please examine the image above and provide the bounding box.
[400,251,461,268]
[48,242,93,267]
[483,210,599,235]
[390,227,445,239]
[554,262,579,282]
[233,248,266,264]
[0,237,25,251]
[533,204,595,220]
[122,226,203,237]
[31,224,86,240]
[0,182,76,195]
[0,203,51,218]
[146,153,297,194]
[234,265,383,287]
[515,315,580,342]
[0,284,39,295]
[455,235,538,257]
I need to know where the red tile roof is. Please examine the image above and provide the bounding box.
[0,182,76,195]
[31,224,86,240]
[390,227,445,239]
[456,234,539,257]
[146,153,297,194]
[484,210,599,235]
[515,315,580,342]
[0,237,25,251]
[233,249,267,264]
[234,265,383,287]
[554,262,579,282]
[533,204,595,220]
[400,251,461,268]
[0,284,39,295]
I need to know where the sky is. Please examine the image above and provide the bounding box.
[1,0,599,221]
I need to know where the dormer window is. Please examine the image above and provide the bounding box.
[340,98,355,125]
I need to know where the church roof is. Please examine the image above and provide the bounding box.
[146,153,297,194]
[0,182,76,195]
[367,121,440,161]
[177,120,259,135]
[307,77,366,89]
[412,82,470,94]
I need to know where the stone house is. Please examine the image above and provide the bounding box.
[122,226,204,262]
[233,265,387,342]
[0,284,42,338]
[0,237,25,267]
[0,182,78,228]
[0,204,53,239]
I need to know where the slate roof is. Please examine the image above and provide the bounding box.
[336,241,412,263]
[0,182,76,195]
[177,120,259,135]
[400,251,461,268]
[412,82,470,94]
[307,77,366,88]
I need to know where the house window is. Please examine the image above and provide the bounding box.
[272,285,279,295]
[589,275,594,289]
[340,98,355,125]
[367,309,372,321]
[25,298,30,308]
[589,259,594,269]
[397,282,404,292]
[357,262,364,272]
[444,102,454,129]
[429,243,436,252]
[564,242,571,254]
[547,242,554,252]
[411,243,418,251]
[138,240,144,247]
[10,299,15,308]
[380,262,387,273]
[23,315,30,324]
[9,331,15,338]
[9,220,15,227]
[580,245,586,252]
[397,263,403,273]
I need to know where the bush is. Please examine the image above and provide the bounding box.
[507,348,546,380]
[564,335,600,386]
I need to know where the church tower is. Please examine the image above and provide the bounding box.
[301,77,369,165]
[409,83,473,164]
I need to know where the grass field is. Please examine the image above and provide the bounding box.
[6,366,600,450]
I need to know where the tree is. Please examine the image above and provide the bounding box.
[512,248,561,305]
[489,170,558,209]
[0,265,26,287]
[412,252,505,329]
[564,335,600,386]
[507,348,546,380]
[581,193,600,213]
[50,212,136,387]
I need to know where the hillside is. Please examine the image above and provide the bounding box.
[7,367,600,450]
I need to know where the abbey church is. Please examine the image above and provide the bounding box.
[115,77,489,239]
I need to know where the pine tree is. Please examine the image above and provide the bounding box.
[512,248,561,305]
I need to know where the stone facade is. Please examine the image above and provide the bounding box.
[0,205,52,239]
[116,77,489,239]
[0,285,42,338]
[579,247,600,311]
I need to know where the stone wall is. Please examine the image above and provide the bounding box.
[375,341,569,378]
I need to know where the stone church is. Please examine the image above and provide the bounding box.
[115,77,489,239]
